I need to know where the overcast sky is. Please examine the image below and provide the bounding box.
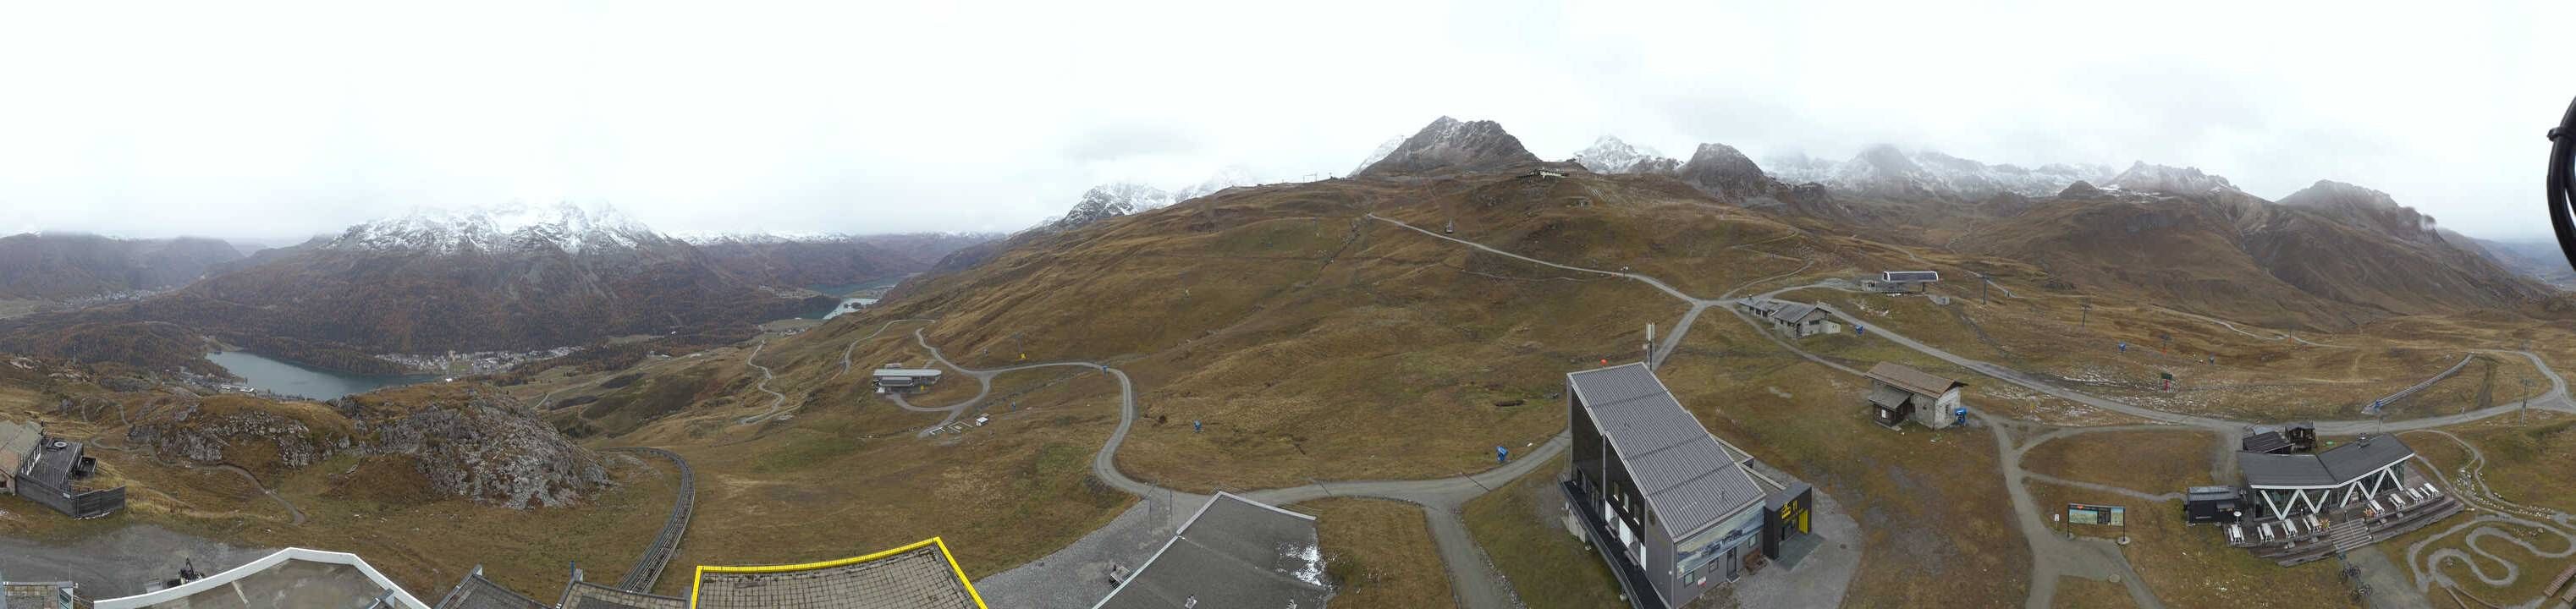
[2,1,2567,241]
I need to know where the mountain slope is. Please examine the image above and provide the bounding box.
[687,233,996,289]
[0,233,244,299]
[1960,175,2546,327]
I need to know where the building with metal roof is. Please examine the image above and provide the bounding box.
[1090,492,1331,609]
[1561,363,1814,609]
[1,420,124,519]
[2237,435,2418,518]
[1863,362,1965,430]
[1742,299,1840,338]
[92,548,432,609]
[687,538,984,609]
[870,368,945,394]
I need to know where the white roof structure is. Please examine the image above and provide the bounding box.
[872,369,944,377]
[94,548,432,609]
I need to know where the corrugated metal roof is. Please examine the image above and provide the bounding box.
[1765,302,1819,323]
[1568,364,1767,541]
[1866,362,1963,397]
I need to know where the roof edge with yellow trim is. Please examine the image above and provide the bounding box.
[686,536,987,609]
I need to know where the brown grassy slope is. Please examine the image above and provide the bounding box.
[1960,192,2544,332]
[861,173,1854,489]
[1658,315,2028,607]
[1309,497,1456,608]
[2022,429,2217,495]
[614,369,1134,596]
[1461,463,1625,609]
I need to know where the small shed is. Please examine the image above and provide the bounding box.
[2186,486,2245,524]
[1863,271,1939,294]
[1863,362,1966,429]
[870,368,945,394]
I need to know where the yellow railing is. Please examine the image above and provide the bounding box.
[686,536,988,608]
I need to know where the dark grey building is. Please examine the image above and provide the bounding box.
[1562,364,1813,609]
[2237,435,2416,518]
[0,420,124,519]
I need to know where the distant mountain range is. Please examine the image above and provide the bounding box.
[0,233,244,300]
[0,202,997,373]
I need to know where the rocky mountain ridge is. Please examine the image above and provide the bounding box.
[1356,117,1546,176]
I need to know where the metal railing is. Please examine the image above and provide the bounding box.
[611,447,696,592]
[2361,354,2474,415]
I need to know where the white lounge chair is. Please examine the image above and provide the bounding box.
[2282,518,2302,536]
[2227,524,2247,544]
[2259,523,2278,540]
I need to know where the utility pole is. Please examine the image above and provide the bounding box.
[2080,299,2089,327]
[2522,376,2533,423]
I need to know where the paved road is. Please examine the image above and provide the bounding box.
[834,318,938,380]
[1366,213,1718,304]
[1808,301,2576,434]
[733,338,791,425]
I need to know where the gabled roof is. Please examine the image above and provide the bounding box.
[2239,436,2414,488]
[1866,362,1964,397]
[1764,302,1825,324]
[1568,363,1768,541]
[1093,492,1331,609]
[2240,431,2291,454]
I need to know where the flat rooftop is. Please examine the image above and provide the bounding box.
[872,369,944,376]
[689,539,982,609]
[559,580,685,609]
[97,552,425,609]
[1093,492,1331,609]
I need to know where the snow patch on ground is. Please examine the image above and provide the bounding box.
[1285,542,1326,586]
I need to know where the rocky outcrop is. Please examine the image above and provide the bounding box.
[1356,117,1543,176]
[127,387,606,509]
[2058,180,2108,200]
[364,392,606,509]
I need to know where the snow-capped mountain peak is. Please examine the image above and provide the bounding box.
[1351,136,1405,176]
[1174,166,1263,202]
[331,201,667,255]
[1768,146,2113,200]
[2102,162,2240,196]
[1572,136,1676,173]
